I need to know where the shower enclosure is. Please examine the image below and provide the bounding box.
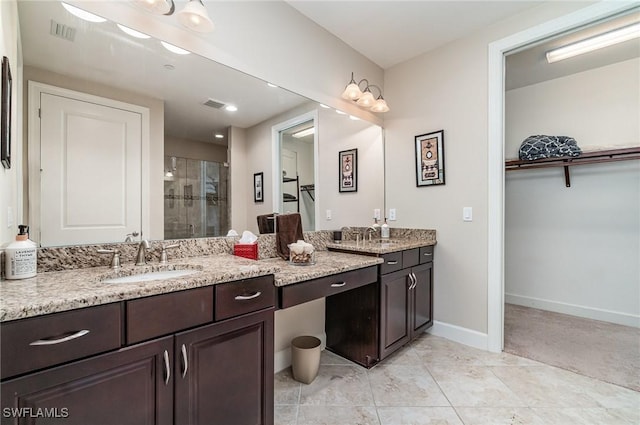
[164,156,230,239]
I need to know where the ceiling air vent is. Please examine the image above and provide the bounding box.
[203,98,226,109]
[50,20,76,42]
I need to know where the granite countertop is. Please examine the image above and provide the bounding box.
[0,251,383,322]
[326,237,436,255]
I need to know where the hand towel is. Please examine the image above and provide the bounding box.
[257,213,276,234]
[276,213,303,260]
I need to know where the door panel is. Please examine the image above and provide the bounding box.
[412,263,433,335]
[380,270,410,359]
[40,92,142,246]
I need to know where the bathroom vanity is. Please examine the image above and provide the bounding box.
[0,230,435,425]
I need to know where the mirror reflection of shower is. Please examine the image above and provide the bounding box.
[164,156,230,239]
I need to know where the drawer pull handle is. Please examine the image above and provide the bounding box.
[181,344,188,378]
[163,350,171,385]
[331,282,347,288]
[387,260,399,265]
[29,329,90,346]
[235,291,262,301]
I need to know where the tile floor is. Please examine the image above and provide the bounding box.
[274,334,640,425]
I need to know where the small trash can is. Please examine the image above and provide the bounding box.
[291,336,321,384]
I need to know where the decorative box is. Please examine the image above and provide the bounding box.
[233,243,258,260]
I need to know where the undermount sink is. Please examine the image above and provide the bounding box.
[102,269,201,284]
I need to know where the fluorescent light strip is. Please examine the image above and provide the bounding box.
[546,22,640,64]
[292,127,315,138]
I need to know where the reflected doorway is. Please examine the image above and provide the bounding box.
[164,156,230,239]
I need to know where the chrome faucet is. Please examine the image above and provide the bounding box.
[135,240,150,266]
[366,219,381,242]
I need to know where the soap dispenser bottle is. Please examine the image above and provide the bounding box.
[4,225,37,280]
[381,218,390,239]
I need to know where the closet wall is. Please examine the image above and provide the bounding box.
[505,58,640,327]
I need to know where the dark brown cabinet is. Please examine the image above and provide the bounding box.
[1,276,276,425]
[174,309,273,425]
[326,245,434,368]
[1,336,174,425]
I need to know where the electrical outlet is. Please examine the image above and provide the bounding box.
[374,209,381,220]
[326,209,332,220]
[388,208,397,221]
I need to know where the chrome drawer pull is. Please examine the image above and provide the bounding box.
[181,344,188,378]
[29,329,90,346]
[163,350,171,385]
[235,291,262,301]
[331,282,347,288]
[387,260,399,265]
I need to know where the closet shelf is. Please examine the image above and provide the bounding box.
[505,147,640,187]
[300,184,315,201]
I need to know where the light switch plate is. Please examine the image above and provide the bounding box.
[326,209,332,220]
[463,207,473,222]
[374,209,381,220]
[389,208,397,221]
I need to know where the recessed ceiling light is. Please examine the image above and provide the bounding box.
[117,24,151,39]
[160,41,190,55]
[267,83,278,88]
[61,2,107,23]
[349,115,360,121]
[225,105,238,112]
[336,110,346,115]
[214,133,224,139]
[319,104,330,109]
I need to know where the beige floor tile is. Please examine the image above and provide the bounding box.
[296,406,379,425]
[428,365,526,407]
[532,407,640,425]
[455,407,547,425]
[299,365,375,406]
[275,368,301,405]
[274,405,298,425]
[321,349,358,366]
[368,364,449,407]
[377,407,463,425]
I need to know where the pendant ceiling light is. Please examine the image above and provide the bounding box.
[341,72,390,113]
[133,0,214,33]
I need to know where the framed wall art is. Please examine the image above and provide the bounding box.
[253,172,264,202]
[415,130,444,187]
[338,148,357,192]
[1,56,11,169]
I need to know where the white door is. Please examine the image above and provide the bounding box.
[39,93,142,246]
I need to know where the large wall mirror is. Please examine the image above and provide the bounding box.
[18,1,385,247]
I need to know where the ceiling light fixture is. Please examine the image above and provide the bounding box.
[341,72,389,113]
[134,0,214,33]
[61,2,107,23]
[225,105,238,112]
[117,24,151,39]
[292,127,315,138]
[546,22,640,64]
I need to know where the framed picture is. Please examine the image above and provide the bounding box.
[1,56,11,169]
[253,172,264,202]
[415,130,445,187]
[338,148,357,192]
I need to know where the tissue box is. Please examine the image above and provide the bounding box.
[234,243,258,260]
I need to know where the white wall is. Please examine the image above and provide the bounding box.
[505,59,640,327]
[165,135,227,164]
[282,136,315,231]
[229,126,247,233]
[383,1,593,342]
[0,0,21,251]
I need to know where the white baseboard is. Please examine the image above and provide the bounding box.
[506,293,640,328]
[274,332,326,373]
[427,321,488,351]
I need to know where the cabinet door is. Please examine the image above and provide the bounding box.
[379,269,410,360]
[174,309,274,425]
[1,337,173,425]
[411,262,433,337]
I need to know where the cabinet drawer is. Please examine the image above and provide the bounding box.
[1,303,122,380]
[280,266,377,308]
[402,248,419,268]
[380,251,403,275]
[126,286,213,344]
[419,245,434,264]
[215,275,275,321]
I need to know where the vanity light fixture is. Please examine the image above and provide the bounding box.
[117,24,151,39]
[341,72,389,113]
[133,0,214,33]
[546,22,640,63]
[61,2,107,23]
